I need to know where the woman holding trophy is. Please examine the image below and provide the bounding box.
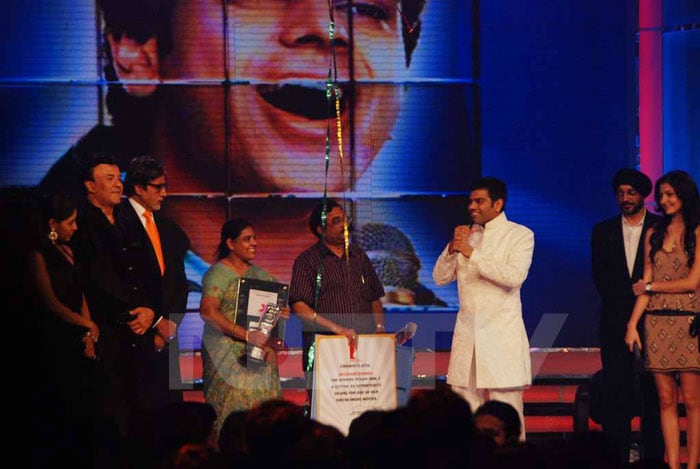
[200,219,290,433]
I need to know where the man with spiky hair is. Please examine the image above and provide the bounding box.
[433,177,534,440]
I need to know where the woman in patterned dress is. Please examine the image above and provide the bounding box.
[625,170,700,469]
[199,219,290,433]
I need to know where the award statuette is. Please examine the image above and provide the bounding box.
[247,302,282,364]
[233,278,288,367]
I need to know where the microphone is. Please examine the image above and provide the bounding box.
[395,322,417,345]
[465,211,474,228]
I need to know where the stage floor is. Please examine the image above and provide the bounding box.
[180,347,603,385]
[179,346,689,462]
[179,348,605,433]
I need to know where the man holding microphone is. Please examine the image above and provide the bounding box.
[433,177,535,440]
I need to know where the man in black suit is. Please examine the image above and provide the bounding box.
[119,156,190,404]
[74,154,189,436]
[591,168,664,463]
[73,153,158,434]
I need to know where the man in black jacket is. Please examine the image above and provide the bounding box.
[118,156,190,402]
[73,153,189,435]
[591,168,664,463]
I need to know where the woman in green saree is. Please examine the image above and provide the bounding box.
[199,219,289,433]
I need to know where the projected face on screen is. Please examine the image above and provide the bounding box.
[107,0,415,193]
[5,0,474,312]
[108,36,160,98]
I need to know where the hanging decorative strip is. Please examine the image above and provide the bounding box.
[307,1,349,372]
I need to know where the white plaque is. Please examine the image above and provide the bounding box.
[313,334,397,435]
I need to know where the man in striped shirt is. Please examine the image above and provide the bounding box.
[290,200,386,403]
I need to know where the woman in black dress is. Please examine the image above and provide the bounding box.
[29,194,102,463]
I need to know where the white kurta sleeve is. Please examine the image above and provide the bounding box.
[432,244,459,285]
[469,228,534,289]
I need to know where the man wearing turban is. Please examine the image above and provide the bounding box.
[591,168,664,464]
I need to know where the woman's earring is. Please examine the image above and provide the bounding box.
[48,229,58,244]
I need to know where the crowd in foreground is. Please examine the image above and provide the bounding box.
[31,386,676,469]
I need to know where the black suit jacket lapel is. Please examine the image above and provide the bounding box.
[610,216,629,280]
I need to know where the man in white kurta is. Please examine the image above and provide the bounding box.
[433,177,534,439]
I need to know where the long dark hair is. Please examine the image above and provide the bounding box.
[650,170,700,267]
[215,218,253,260]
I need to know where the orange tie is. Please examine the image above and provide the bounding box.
[144,211,165,276]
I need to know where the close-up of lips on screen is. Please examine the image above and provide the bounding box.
[257,83,348,120]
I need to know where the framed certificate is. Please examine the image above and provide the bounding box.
[234,278,289,337]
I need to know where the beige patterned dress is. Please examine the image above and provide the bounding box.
[644,245,700,372]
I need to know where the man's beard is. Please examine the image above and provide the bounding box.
[620,202,644,215]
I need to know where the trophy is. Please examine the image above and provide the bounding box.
[247,302,282,364]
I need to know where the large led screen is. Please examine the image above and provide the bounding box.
[2,0,479,348]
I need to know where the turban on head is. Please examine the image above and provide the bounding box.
[611,168,652,197]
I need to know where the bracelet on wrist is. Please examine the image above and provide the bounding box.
[152,315,164,329]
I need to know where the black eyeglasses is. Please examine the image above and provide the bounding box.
[147,183,168,191]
